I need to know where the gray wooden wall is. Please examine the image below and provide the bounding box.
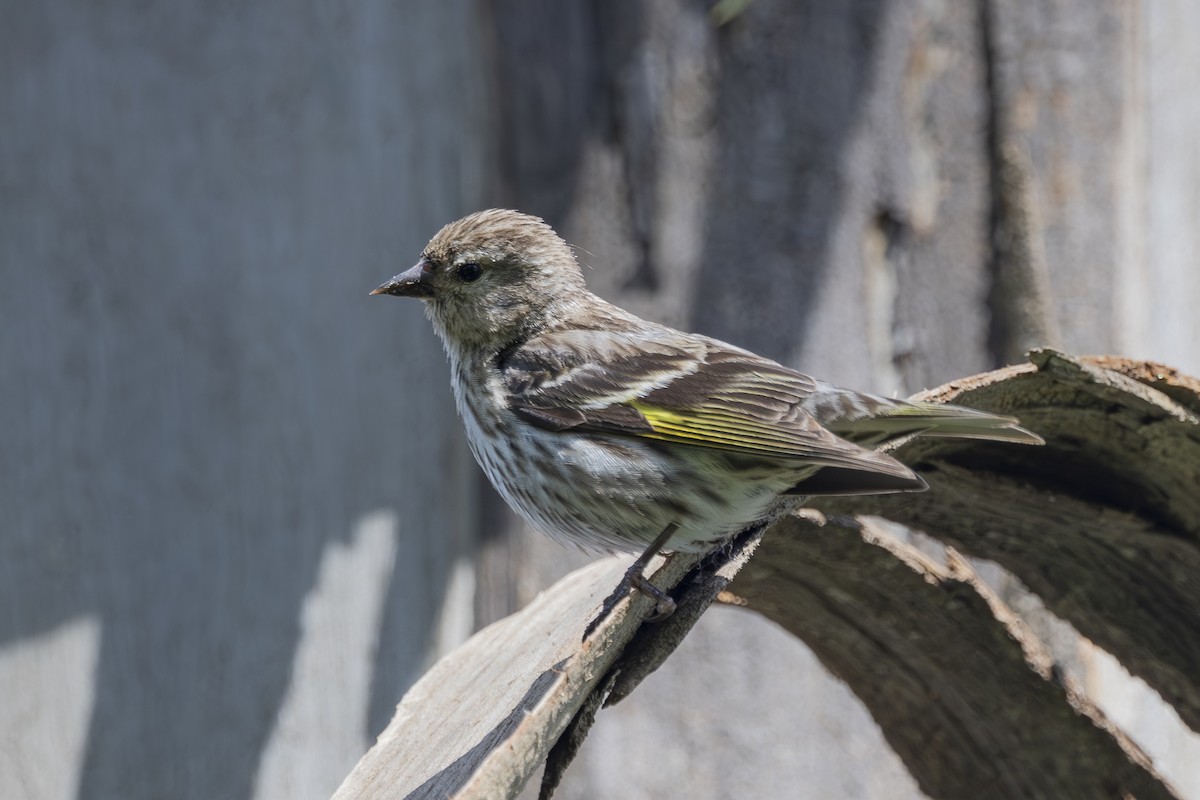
[488,1,1200,798]
[1,4,485,799]
[3,2,1198,799]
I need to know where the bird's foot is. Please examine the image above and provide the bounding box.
[583,564,677,640]
[625,566,676,622]
[583,526,682,640]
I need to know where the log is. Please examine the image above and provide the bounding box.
[811,350,1200,734]
[335,353,1196,799]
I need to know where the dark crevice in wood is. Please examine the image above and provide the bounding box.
[873,207,908,259]
[403,662,567,800]
[591,1,660,294]
[538,669,618,800]
[979,0,1058,366]
[933,448,1191,542]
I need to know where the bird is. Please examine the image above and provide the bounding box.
[372,209,1042,618]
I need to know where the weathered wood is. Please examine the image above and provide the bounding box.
[12,2,1200,797]
[339,356,1195,800]
[334,529,764,800]
[982,0,1136,359]
[332,551,703,800]
[816,351,1200,734]
[730,512,1178,800]
[333,557,637,800]
[538,528,763,799]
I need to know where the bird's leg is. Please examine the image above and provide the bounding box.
[623,523,679,621]
[583,524,681,640]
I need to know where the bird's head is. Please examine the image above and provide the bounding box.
[372,209,587,351]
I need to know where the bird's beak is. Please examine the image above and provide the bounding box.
[370,259,435,298]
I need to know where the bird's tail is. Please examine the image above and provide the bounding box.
[819,394,1044,448]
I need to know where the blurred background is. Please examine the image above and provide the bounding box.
[3,2,1198,799]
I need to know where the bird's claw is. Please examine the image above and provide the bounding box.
[627,570,676,622]
[582,565,675,640]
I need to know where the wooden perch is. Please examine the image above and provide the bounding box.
[731,512,1178,800]
[808,350,1200,733]
[332,532,763,800]
[334,351,1197,800]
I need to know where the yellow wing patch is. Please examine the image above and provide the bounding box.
[629,400,822,461]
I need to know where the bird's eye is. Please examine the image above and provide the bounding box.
[457,262,483,282]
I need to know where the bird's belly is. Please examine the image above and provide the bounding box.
[467,419,798,554]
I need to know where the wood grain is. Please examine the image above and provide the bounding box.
[340,354,1196,799]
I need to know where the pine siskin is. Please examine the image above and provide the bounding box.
[372,210,1041,614]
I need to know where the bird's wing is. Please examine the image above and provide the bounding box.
[500,327,921,483]
[804,382,1045,446]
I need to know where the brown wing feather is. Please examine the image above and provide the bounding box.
[501,328,923,488]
